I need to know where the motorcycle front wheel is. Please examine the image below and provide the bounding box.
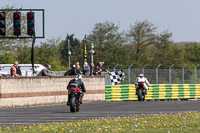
[138,89,145,101]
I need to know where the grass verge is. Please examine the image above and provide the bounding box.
[0,112,199,133]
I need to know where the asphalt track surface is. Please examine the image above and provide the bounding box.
[0,100,200,127]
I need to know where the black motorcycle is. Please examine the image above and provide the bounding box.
[68,88,81,112]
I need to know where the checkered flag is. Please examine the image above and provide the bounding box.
[110,70,125,85]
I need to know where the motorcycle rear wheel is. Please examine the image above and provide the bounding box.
[70,97,76,112]
[76,98,80,112]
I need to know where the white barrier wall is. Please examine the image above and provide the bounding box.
[0,76,105,108]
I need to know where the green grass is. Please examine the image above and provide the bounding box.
[0,112,200,133]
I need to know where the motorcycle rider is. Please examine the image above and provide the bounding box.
[135,74,150,95]
[66,74,86,105]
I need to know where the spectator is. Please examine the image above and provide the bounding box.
[76,62,81,75]
[83,62,90,76]
[90,62,96,76]
[16,66,22,76]
[37,64,53,76]
[64,62,81,76]
[96,62,110,75]
[10,61,19,77]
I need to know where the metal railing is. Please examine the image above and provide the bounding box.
[102,64,200,85]
[50,67,200,85]
[1,64,198,85]
[104,68,200,85]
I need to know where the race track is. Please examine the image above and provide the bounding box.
[0,100,200,127]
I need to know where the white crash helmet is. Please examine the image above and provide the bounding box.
[139,74,144,77]
[75,74,82,80]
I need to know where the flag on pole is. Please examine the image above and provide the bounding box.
[110,70,125,85]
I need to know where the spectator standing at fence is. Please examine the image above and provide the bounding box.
[11,61,19,77]
[64,62,81,76]
[16,66,22,76]
[90,62,96,76]
[96,62,110,75]
[83,62,90,76]
[76,62,81,75]
[37,64,53,76]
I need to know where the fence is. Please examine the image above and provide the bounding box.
[103,68,200,85]
[50,68,200,85]
[2,67,197,85]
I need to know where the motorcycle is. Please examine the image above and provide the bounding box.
[137,82,146,101]
[68,88,81,112]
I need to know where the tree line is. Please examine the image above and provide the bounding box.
[0,19,200,71]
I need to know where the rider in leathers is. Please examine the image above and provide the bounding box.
[135,74,150,95]
[67,75,86,105]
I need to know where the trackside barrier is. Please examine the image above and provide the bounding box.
[105,84,200,101]
[0,76,105,108]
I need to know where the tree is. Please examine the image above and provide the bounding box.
[126,20,157,67]
[0,53,14,64]
[34,38,65,71]
[88,21,129,69]
[151,30,185,68]
[185,42,200,68]
[152,30,173,68]
[14,44,31,64]
[60,34,81,67]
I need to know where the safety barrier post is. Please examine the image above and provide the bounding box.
[142,64,147,75]
[195,64,200,84]
[128,64,134,84]
[182,64,187,84]
[113,64,119,72]
[169,64,174,84]
[156,64,161,84]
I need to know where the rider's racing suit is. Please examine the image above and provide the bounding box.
[67,78,86,105]
[135,76,150,94]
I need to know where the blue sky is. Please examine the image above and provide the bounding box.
[1,0,200,43]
